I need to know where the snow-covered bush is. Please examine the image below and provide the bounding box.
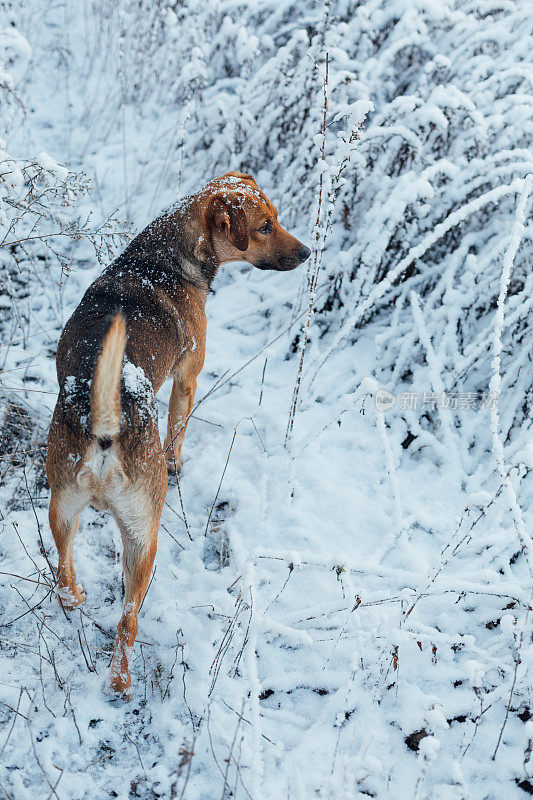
[0,20,129,491]
[109,0,533,446]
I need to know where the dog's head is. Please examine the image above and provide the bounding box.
[195,171,310,271]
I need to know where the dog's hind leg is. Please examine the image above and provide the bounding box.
[49,488,88,609]
[107,459,167,697]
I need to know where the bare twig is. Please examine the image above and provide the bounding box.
[205,428,238,536]
[286,52,329,445]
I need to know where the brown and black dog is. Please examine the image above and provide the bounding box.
[46,171,310,697]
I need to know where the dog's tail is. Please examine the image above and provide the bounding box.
[91,313,126,444]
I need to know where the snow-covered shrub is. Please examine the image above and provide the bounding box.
[0,20,130,490]
[105,0,532,448]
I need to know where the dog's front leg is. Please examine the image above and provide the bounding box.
[163,374,197,472]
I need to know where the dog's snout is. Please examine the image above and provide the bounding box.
[298,245,311,263]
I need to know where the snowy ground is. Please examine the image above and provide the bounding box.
[0,2,532,799]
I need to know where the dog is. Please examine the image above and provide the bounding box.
[46,171,310,697]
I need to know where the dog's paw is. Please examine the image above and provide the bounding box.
[166,456,182,474]
[107,646,134,701]
[166,457,182,485]
[105,685,133,703]
[58,584,86,610]
[105,673,133,702]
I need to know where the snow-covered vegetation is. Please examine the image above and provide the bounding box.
[0,1,532,798]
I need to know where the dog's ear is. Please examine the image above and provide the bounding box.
[206,194,249,252]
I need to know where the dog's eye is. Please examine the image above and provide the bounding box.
[258,221,272,234]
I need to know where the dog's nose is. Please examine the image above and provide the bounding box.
[298,245,311,262]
